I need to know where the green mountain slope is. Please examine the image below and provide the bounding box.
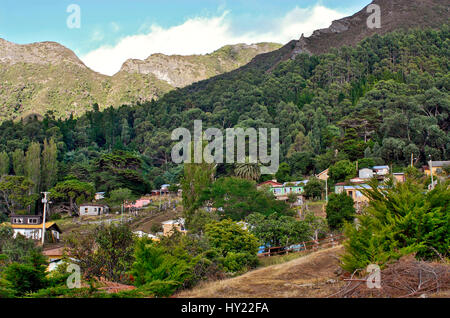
[120,43,282,88]
[0,40,281,121]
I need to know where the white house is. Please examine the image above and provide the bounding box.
[162,218,187,236]
[79,204,109,216]
[11,222,62,242]
[133,230,160,241]
[359,168,374,179]
[373,165,390,176]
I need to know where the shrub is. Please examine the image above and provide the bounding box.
[204,219,259,272]
[341,180,450,272]
[131,239,203,297]
[326,193,356,230]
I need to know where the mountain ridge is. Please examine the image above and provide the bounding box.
[0,41,281,121]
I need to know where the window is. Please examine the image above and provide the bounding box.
[14,218,23,224]
[28,218,38,224]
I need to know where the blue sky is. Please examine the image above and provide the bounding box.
[0,0,371,75]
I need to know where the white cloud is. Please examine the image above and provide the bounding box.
[81,6,347,76]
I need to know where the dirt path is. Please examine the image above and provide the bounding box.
[177,246,346,298]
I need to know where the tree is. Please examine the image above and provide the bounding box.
[328,160,356,184]
[0,151,10,176]
[246,213,311,247]
[50,178,95,213]
[181,142,216,225]
[341,180,450,272]
[24,142,41,194]
[234,158,261,181]
[65,224,135,283]
[357,158,375,169]
[303,177,324,200]
[131,234,213,297]
[198,177,293,221]
[41,138,58,191]
[287,132,313,157]
[2,250,48,296]
[0,225,43,263]
[303,211,328,241]
[121,118,131,146]
[205,219,259,272]
[108,188,134,207]
[11,149,25,176]
[326,193,355,231]
[275,162,291,183]
[0,176,37,215]
[287,152,314,178]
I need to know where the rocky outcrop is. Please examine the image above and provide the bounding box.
[274,0,450,66]
[118,43,282,88]
[0,38,88,69]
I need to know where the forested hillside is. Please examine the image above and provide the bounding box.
[0,26,448,198]
[0,40,280,121]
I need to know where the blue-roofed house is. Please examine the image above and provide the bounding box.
[269,181,308,200]
[373,165,390,176]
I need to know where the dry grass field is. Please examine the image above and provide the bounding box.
[176,246,347,298]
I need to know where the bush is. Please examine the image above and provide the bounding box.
[341,180,450,272]
[49,213,62,221]
[131,238,205,297]
[2,251,48,296]
[326,193,356,231]
[222,252,258,273]
[303,177,324,200]
[205,219,259,272]
[246,213,312,247]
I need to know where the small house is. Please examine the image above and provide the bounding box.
[316,169,329,181]
[423,161,450,176]
[162,218,187,236]
[79,203,109,217]
[373,165,390,176]
[257,180,283,190]
[95,192,105,201]
[359,168,374,179]
[393,173,406,183]
[133,230,160,241]
[125,196,152,210]
[11,222,62,242]
[269,181,308,200]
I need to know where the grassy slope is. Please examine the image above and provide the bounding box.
[176,246,346,298]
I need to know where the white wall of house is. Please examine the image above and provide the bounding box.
[79,205,106,216]
[359,168,374,179]
[13,228,42,240]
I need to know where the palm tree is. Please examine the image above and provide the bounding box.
[234,157,261,181]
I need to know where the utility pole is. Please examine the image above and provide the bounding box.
[411,153,414,168]
[325,178,328,203]
[41,192,50,246]
[429,155,434,190]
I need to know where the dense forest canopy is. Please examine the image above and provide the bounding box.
[0,26,448,201]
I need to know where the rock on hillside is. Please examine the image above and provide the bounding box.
[119,43,282,88]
